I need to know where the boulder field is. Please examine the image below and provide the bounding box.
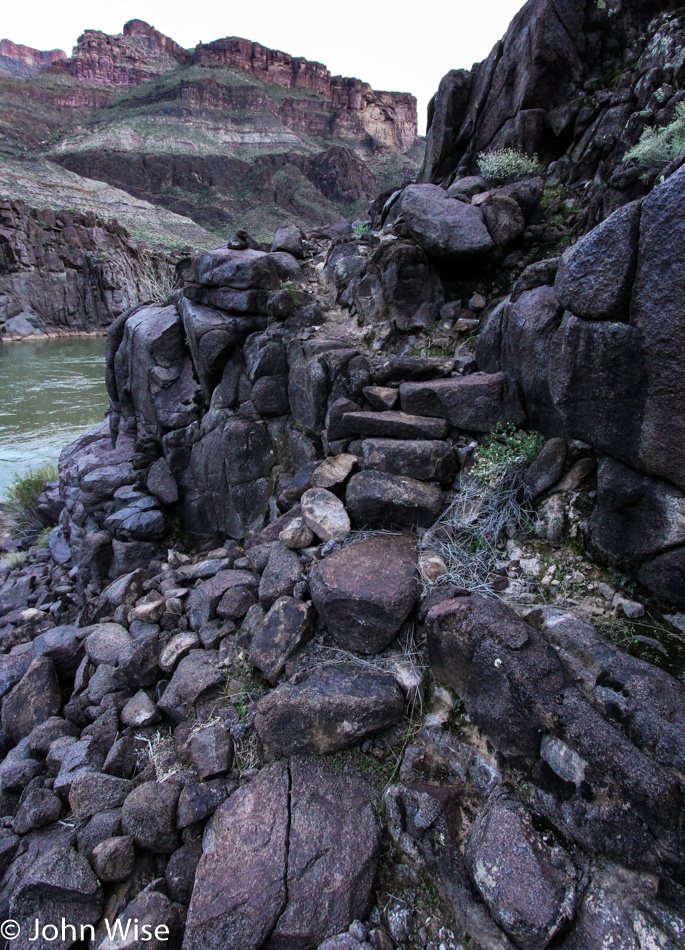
[2,0,685,946]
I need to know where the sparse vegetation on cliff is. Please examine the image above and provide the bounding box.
[476,147,541,184]
[421,427,542,594]
[624,102,685,181]
[135,251,177,304]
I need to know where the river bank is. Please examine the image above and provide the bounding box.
[0,329,107,344]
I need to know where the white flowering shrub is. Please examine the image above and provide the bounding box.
[476,148,541,185]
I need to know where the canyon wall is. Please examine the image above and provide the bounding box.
[193,38,417,151]
[420,0,685,227]
[0,199,149,339]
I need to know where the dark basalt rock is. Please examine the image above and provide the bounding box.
[1,657,61,742]
[464,789,579,949]
[121,780,181,853]
[249,596,314,684]
[342,410,449,440]
[399,372,526,432]
[183,760,379,950]
[359,438,458,483]
[399,184,495,258]
[555,201,641,321]
[309,534,419,653]
[426,595,685,875]
[253,665,405,756]
[346,470,445,530]
[10,845,103,950]
[157,650,224,723]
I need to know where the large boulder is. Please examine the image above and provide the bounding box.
[183,760,379,949]
[121,780,181,853]
[360,438,458,483]
[352,239,444,332]
[399,184,494,258]
[253,665,405,756]
[549,314,646,459]
[1,657,61,741]
[309,535,419,652]
[588,458,685,566]
[342,410,449,440]
[464,789,579,949]
[157,651,224,723]
[193,247,281,289]
[183,416,275,538]
[425,595,685,874]
[346,470,444,530]
[419,0,585,175]
[10,846,102,950]
[99,886,185,950]
[554,200,640,321]
[630,163,685,491]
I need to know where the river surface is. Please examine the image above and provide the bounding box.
[0,336,109,496]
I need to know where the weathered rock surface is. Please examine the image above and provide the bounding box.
[183,760,379,949]
[1,657,61,741]
[346,470,444,530]
[465,789,579,949]
[399,185,495,258]
[400,373,525,432]
[254,665,405,756]
[0,201,148,338]
[426,595,685,874]
[309,535,419,652]
[359,438,458,483]
[249,597,313,683]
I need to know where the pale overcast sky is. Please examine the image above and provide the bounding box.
[2,0,526,132]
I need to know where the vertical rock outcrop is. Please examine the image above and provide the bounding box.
[0,199,148,337]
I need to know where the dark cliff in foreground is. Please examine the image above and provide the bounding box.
[421,0,685,227]
[1,0,685,947]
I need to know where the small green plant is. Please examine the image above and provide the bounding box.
[1,464,57,548]
[473,423,545,489]
[624,102,685,182]
[476,148,541,185]
[609,566,637,597]
[353,222,371,234]
[421,426,544,596]
[36,526,52,549]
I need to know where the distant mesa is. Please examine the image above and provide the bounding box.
[0,18,421,245]
[0,39,66,78]
[54,19,417,152]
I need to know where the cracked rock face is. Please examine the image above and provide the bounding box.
[182,759,379,950]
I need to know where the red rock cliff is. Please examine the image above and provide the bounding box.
[64,21,417,151]
[194,36,417,151]
[68,20,187,85]
[0,39,66,77]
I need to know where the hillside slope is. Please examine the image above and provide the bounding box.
[0,20,422,245]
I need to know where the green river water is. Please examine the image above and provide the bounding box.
[0,336,109,496]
